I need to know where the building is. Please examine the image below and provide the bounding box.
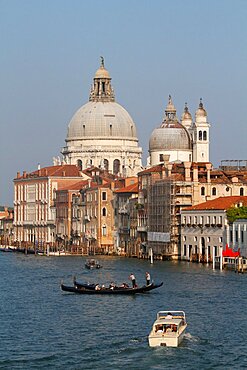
[136,162,247,259]
[148,96,210,166]
[13,165,89,249]
[180,196,247,262]
[61,58,143,177]
[114,179,138,255]
[0,206,14,246]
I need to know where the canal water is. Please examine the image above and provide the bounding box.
[0,253,246,369]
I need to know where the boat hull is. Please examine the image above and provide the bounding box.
[61,282,163,295]
[148,325,187,347]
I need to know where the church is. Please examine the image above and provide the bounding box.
[148,96,210,166]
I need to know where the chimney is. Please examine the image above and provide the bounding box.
[45,169,48,176]
[193,166,198,182]
[62,171,66,177]
[17,172,20,178]
[23,171,27,178]
[88,179,92,187]
[206,163,212,183]
[167,164,173,177]
[184,162,191,182]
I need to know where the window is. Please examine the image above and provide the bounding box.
[236,230,238,241]
[199,131,202,140]
[183,236,186,241]
[207,216,210,224]
[113,159,120,175]
[102,225,107,236]
[212,187,217,196]
[194,216,197,224]
[241,230,244,243]
[200,216,204,225]
[240,187,244,196]
[203,131,207,140]
[207,237,210,242]
[201,187,205,196]
[77,159,82,171]
[159,154,164,162]
[103,159,109,171]
[194,236,197,242]
[213,216,217,224]
[219,237,223,243]
[230,230,233,242]
[102,191,107,201]
[183,245,186,256]
[102,207,106,216]
[109,124,112,136]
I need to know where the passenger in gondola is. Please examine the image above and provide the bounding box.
[145,272,151,285]
[129,273,137,288]
[109,282,116,290]
[120,282,129,288]
[95,284,101,290]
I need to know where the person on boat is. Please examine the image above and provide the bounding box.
[129,273,137,288]
[120,282,129,288]
[145,272,151,285]
[109,282,116,290]
[95,284,101,290]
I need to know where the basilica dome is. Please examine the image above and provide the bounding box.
[67,101,137,140]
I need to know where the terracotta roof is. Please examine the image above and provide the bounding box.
[58,180,89,191]
[138,164,163,175]
[16,165,81,179]
[114,182,138,193]
[185,196,247,211]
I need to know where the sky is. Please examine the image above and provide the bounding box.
[1,0,247,206]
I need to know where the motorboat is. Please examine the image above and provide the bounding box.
[85,259,102,269]
[148,311,187,347]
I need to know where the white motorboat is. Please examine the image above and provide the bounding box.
[148,311,187,347]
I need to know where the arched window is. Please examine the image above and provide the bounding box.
[199,131,202,141]
[212,187,217,196]
[201,187,205,196]
[203,131,207,140]
[240,187,244,196]
[77,159,82,171]
[103,159,109,171]
[113,159,120,175]
[102,207,106,217]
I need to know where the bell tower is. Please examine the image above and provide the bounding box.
[192,99,210,162]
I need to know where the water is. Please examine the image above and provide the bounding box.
[0,253,246,369]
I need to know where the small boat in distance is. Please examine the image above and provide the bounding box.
[85,259,102,269]
[148,311,187,347]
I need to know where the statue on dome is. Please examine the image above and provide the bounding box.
[100,56,104,67]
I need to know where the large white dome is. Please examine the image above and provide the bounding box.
[67,101,137,140]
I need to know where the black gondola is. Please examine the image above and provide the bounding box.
[61,282,163,295]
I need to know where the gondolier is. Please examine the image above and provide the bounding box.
[146,272,151,285]
[129,273,137,288]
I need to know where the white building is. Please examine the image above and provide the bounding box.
[61,58,143,177]
[148,96,210,166]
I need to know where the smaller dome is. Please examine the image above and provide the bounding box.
[181,103,192,121]
[94,66,111,79]
[149,123,192,151]
[196,98,207,117]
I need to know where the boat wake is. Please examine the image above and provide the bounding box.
[183,332,199,342]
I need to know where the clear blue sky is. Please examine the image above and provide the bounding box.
[1,0,247,206]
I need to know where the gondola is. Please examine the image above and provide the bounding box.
[61,281,163,295]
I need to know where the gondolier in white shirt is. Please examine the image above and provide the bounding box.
[129,273,137,288]
[146,272,151,285]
